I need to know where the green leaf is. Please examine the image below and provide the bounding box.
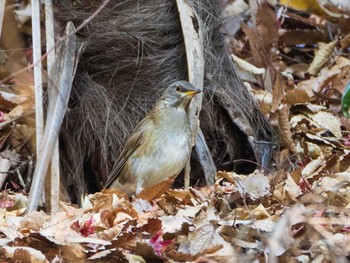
[341,81,350,118]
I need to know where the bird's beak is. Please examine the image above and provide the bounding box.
[183,89,201,97]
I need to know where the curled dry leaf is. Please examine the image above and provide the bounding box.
[236,172,270,200]
[252,219,275,232]
[231,54,266,75]
[271,74,285,113]
[301,155,325,178]
[285,89,314,105]
[249,88,273,115]
[284,174,302,201]
[305,141,323,159]
[160,215,188,234]
[0,226,23,241]
[278,103,296,152]
[340,33,350,49]
[223,0,249,17]
[0,91,31,108]
[3,246,48,263]
[307,111,342,138]
[20,211,49,232]
[308,40,337,75]
[187,223,226,255]
[251,204,271,220]
[137,174,177,201]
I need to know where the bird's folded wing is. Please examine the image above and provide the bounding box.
[105,131,143,188]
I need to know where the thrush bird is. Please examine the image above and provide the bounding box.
[105,80,201,195]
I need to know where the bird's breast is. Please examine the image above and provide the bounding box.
[130,108,192,189]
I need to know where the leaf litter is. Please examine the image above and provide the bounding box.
[1,0,350,262]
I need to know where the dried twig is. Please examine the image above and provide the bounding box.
[176,0,216,188]
[27,23,80,213]
[0,0,5,38]
[31,0,44,157]
[45,0,59,213]
[0,0,111,86]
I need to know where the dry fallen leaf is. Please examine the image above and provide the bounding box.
[236,172,270,200]
[308,41,337,75]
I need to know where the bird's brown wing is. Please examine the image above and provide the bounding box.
[105,130,144,188]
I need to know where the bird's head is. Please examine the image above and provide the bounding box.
[160,81,201,110]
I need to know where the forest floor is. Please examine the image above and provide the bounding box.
[0,0,350,262]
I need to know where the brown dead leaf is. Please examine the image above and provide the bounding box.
[279,29,328,46]
[242,3,279,68]
[251,89,273,115]
[217,171,238,184]
[100,207,135,228]
[3,246,48,263]
[135,241,165,262]
[20,211,49,232]
[59,243,86,261]
[278,103,297,152]
[231,53,266,75]
[137,174,177,201]
[160,215,189,234]
[307,111,342,138]
[88,189,128,212]
[308,40,337,75]
[250,204,271,220]
[271,74,286,112]
[236,172,270,200]
[187,223,226,255]
[0,91,32,110]
[166,188,192,203]
[285,89,314,105]
[301,155,325,178]
[340,33,350,49]
[285,174,302,201]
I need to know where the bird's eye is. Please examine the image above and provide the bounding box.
[175,85,181,92]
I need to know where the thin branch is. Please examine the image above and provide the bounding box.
[176,0,216,188]
[0,0,5,38]
[32,0,44,157]
[45,0,59,213]
[0,0,111,85]
[27,23,80,213]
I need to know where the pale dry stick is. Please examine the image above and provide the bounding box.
[32,0,44,159]
[196,129,216,185]
[45,0,59,213]
[27,23,80,213]
[0,0,111,86]
[0,159,11,189]
[0,0,5,38]
[0,0,110,212]
[176,0,216,188]
[248,0,259,27]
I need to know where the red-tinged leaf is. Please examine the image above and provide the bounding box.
[71,216,95,237]
[291,223,306,238]
[10,181,21,190]
[0,111,5,123]
[343,135,350,148]
[80,216,95,237]
[148,231,172,256]
[340,226,350,233]
[0,198,15,208]
[299,178,312,193]
[313,209,326,218]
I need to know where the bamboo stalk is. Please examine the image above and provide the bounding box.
[45,0,60,213]
[27,23,79,213]
[32,0,44,157]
